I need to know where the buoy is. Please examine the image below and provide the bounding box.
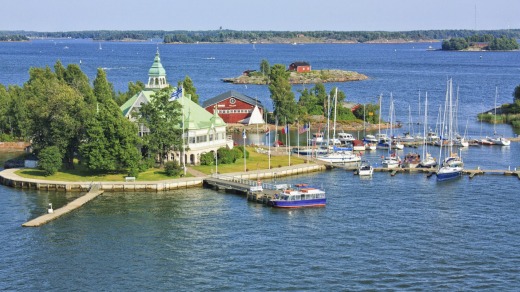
[47,203,54,214]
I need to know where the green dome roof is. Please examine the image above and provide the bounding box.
[148,51,166,77]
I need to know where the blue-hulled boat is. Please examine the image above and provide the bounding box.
[268,185,326,208]
[436,156,463,181]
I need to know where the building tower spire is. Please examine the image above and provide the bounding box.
[146,49,168,89]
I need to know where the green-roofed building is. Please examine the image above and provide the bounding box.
[121,51,232,165]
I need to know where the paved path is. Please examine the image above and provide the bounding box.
[185,167,208,177]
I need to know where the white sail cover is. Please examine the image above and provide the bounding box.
[242,105,265,125]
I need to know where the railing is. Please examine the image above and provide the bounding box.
[210,173,286,191]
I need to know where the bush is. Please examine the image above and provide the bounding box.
[0,133,14,142]
[217,147,235,164]
[38,146,63,176]
[128,167,140,178]
[164,161,182,177]
[234,146,249,159]
[200,152,215,166]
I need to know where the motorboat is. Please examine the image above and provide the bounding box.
[268,185,326,208]
[382,152,401,169]
[401,152,421,168]
[357,160,373,176]
[316,151,361,164]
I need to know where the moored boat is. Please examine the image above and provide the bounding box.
[382,152,401,169]
[357,160,374,176]
[436,154,464,181]
[489,135,510,146]
[316,151,360,164]
[268,185,326,208]
[401,152,420,168]
[352,139,366,151]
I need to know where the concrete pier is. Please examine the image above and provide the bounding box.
[22,187,104,227]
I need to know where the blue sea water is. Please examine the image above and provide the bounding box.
[1,40,520,290]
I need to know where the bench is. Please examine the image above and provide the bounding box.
[125,176,136,182]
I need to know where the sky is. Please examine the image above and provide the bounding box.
[1,0,519,32]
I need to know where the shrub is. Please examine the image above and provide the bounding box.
[217,147,235,164]
[234,146,249,159]
[200,152,215,166]
[0,133,14,142]
[128,167,140,178]
[164,161,182,177]
[38,146,63,176]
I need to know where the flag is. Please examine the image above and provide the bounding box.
[281,125,288,134]
[169,87,183,101]
[299,123,309,134]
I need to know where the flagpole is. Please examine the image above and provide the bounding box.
[181,93,186,176]
[285,117,290,166]
[268,128,271,169]
[243,129,247,172]
[297,120,300,158]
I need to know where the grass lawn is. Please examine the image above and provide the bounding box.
[15,164,189,182]
[13,147,307,181]
[192,146,307,175]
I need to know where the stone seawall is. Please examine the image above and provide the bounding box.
[0,164,326,192]
[0,142,30,150]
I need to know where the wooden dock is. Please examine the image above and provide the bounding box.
[22,185,104,227]
[203,174,288,205]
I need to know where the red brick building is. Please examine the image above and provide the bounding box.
[203,90,264,124]
[288,61,311,73]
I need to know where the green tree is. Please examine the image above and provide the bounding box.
[260,59,270,76]
[38,146,63,176]
[329,87,356,121]
[79,68,142,172]
[354,103,380,124]
[62,63,95,104]
[7,86,30,139]
[115,81,145,106]
[138,87,183,167]
[268,64,297,123]
[179,76,199,104]
[164,160,182,176]
[24,66,87,167]
[513,85,520,108]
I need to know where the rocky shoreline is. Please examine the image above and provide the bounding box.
[227,122,395,134]
[222,69,368,85]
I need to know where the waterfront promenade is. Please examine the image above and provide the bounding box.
[0,163,324,192]
[1,163,324,227]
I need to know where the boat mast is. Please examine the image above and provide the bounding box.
[333,87,338,146]
[494,87,498,136]
[422,93,428,159]
[378,93,383,137]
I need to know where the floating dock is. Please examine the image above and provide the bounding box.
[22,185,104,227]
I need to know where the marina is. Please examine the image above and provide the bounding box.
[1,40,520,290]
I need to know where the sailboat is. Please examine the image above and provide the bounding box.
[317,88,360,164]
[382,96,401,168]
[452,85,469,147]
[376,94,392,150]
[436,79,464,181]
[488,87,511,146]
[418,93,437,168]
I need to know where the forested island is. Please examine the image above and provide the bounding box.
[0,34,29,42]
[441,35,519,51]
[2,29,520,44]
